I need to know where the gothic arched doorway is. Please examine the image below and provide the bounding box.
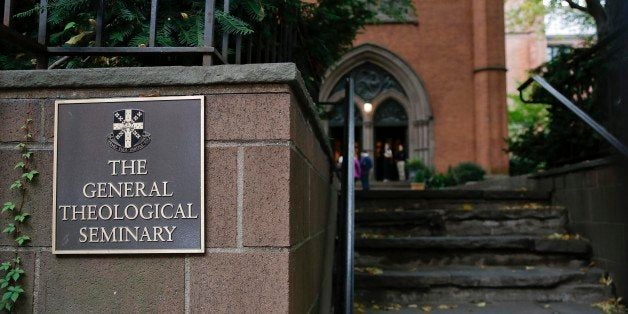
[373,99,408,181]
[319,44,434,169]
[328,103,363,163]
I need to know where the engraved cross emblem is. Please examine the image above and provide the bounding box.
[112,109,144,149]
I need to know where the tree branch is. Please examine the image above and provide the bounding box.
[584,0,608,36]
[563,0,588,13]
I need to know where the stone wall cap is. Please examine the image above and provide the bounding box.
[0,63,300,88]
[0,63,332,161]
[529,156,618,179]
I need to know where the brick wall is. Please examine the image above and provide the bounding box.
[353,0,509,173]
[0,65,337,313]
[532,158,628,300]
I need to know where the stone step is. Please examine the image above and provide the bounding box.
[360,301,606,313]
[356,236,590,268]
[355,266,612,305]
[356,190,551,212]
[356,266,603,288]
[357,208,567,236]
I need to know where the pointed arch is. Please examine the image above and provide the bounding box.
[319,44,432,121]
[319,44,434,166]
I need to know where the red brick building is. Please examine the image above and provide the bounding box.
[320,0,509,175]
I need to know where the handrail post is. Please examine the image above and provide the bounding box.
[340,76,355,313]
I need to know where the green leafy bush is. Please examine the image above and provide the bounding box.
[449,162,486,184]
[412,169,426,183]
[406,159,429,172]
[426,172,454,189]
[507,45,615,175]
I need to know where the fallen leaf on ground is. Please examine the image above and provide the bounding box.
[462,204,474,211]
[591,298,626,314]
[363,267,383,275]
[476,302,486,307]
[421,305,432,312]
[600,275,614,286]
[546,233,581,240]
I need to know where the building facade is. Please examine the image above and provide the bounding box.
[320,0,509,175]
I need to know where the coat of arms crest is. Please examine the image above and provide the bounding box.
[106,109,151,153]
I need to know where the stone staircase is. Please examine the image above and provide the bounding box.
[354,190,617,313]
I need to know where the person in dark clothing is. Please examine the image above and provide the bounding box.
[360,151,373,190]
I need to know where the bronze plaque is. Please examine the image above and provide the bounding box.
[53,96,204,254]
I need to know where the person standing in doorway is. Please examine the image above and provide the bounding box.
[360,151,373,190]
[354,154,362,182]
[383,143,393,182]
[395,144,407,181]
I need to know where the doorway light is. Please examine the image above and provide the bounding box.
[364,102,373,113]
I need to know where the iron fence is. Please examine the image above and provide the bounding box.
[0,0,297,68]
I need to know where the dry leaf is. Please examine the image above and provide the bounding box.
[600,275,613,286]
[364,267,383,275]
[476,302,486,307]
[421,305,432,312]
[546,233,581,241]
[408,304,418,308]
[386,303,402,310]
[65,31,93,45]
[592,298,626,314]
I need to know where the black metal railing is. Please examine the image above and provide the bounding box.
[332,77,356,313]
[518,75,628,157]
[0,0,296,68]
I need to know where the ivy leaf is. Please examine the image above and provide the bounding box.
[64,21,76,30]
[21,152,32,159]
[9,180,22,190]
[2,224,15,234]
[0,262,10,272]
[0,279,8,289]
[12,257,20,265]
[8,268,24,281]
[1,203,15,212]
[15,235,30,246]
[13,161,25,169]
[21,170,39,182]
[14,213,30,223]
[8,286,23,294]
[2,291,11,302]
[14,143,25,149]
[16,214,27,222]
[10,291,18,302]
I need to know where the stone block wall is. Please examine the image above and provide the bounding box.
[0,64,337,313]
[532,158,628,299]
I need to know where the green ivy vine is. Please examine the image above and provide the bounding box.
[0,118,37,312]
